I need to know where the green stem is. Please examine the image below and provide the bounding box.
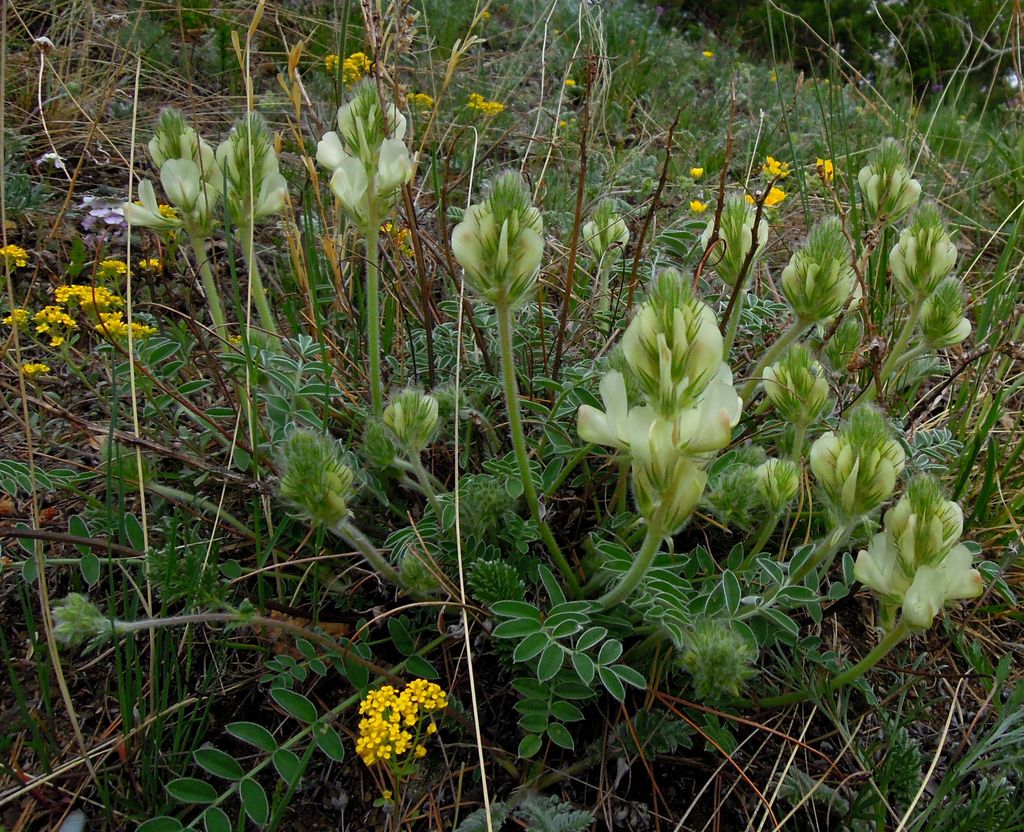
[739,319,806,403]
[594,522,663,610]
[186,226,227,334]
[739,619,912,708]
[409,456,446,527]
[495,301,582,598]
[336,519,402,586]
[746,510,782,564]
[239,220,279,337]
[889,343,929,377]
[852,306,922,408]
[595,255,612,316]
[790,422,807,462]
[722,290,745,360]
[365,209,383,417]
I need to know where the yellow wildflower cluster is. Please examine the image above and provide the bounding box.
[21,362,51,377]
[355,679,447,767]
[690,200,708,214]
[762,156,791,179]
[408,92,434,109]
[55,284,124,314]
[746,186,787,209]
[158,204,178,220]
[690,166,704,178]
[3,308,30,328]
[467,93,505,117]
[0,244,30,268]
[95,311,158,341]
[382,222,413,256]
[34,305,78,346]
[97,259,128,279]
[326,51,372,84]
[816,157,835,184]
[138,258,162,271]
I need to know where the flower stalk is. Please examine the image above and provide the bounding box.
[594,521,664,609]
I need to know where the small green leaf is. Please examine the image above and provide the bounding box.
[123,514,146,552]
[387,618,415,656]
[513,631,549,663]
[613,664,648,690]
[403,655,439,679]
[166,777,217,804]
[137,818,184,832]
[571,652,595,685]
[537,643,564,682]
[193,747,244,781]
[547,722,575,750]
[575,626,607,652]
[316,724,346,762]
[492,618,541,639]
[597,639,623,666]
[68,514,91,555]
[490,601,542,621]
[239,778,269,826]
[79,551,100,585]
[226,722,276,752]
[518,734,543,758]
[203,807,232,832]
[271,688,318,723]
[21,557,38,583]
[273,748,303,786]
[599,666,626,702]
[549,701,584,722]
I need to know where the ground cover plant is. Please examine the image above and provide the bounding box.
[2,0,1024,829]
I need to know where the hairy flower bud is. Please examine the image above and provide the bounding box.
[399,549,443,596]
[700,196,768,287]
[823,316,863,375]
[780,218,855,323]
[762,344,832,427]
[632,446,707,535]
[621,270,724,416]
[854,476,982,630]
[679,619,757,700]
[160,159,217,230]
[756,458,800,512]
[278,429,355,528]
[148,108,219,182]
[363,418,396,467]
[890,203,957,301]
[857,139,921,223]
[215,113,289,224]
[919,279,971,348]
[451,173,545,308]
[383,389,439,454]
[583,199,629,261]
[52,593,120,650]
[809,406,905,519]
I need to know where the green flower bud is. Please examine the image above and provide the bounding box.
[857,139,921,223]
[809,406,906,519]
[756,458,800,512]
[362,418,396,467]
[383,389,439,453]
[278,429,355,528]
[620,270,724,416]
[823,316,863,375]
[919,279,971,349]
[582,199,629,261]
[52,593,119,650]
[700,196,769,287]
[160,158,218,230]
[704,459,762,528]
[148,108,219,181]
[451,173,545,308]
[215,113,289,224]
[762,344,832,427]
[679,619,757,700]
[854,476,982,630]
[399,549,443,596]
[458,474,516,536]
[632,448,707,535]
[780,218,855,323]
[889,203,957,301]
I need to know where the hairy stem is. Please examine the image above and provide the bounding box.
[365,209,383,417]
[186,226,227,334]
[739,319,806,403]
[594,522,664,610]
[239,219,279,336]
[336,518,402,586]
[722,289,745,360]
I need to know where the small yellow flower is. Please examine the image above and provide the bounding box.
[0,244,30,268]
[55,284,124,314]
[467,92,505,117]
[324,53,340,72]
[138,257,162,271]
[97,259,128,279]
[746,187,787,209]
[21,362,51,377]
[3,308,30,328]
[426,722,437,735]
[702,50,714,58]
[690,166,704,178]
[34,305,78,347]
[816,157,835,184]
[342,52,372,84]
[769,72,778,82]
[409,92,434,109]
[564,78,576,87]
[381,790,393,801]
[480,9,491,19]
[158,204,178,219]
[763,156,791,179]
[414,745,427,758]
[95,311,157,340]
[690,200,708,214]
[559,119,568,129]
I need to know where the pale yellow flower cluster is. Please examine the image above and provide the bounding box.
[467,92,505,117]
[95,311,158,341]
[0,244,30,268]
[355,679,446,766]
[325,51,372,84]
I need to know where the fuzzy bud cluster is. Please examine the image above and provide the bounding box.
[823,317,863,376]
[855,476,983,630]
[780,218,855,324]
[857,139,921,223]
[216,113,289,225]
[679,620,757,700]
[277,429,355,529]
[809,406,905,520]
[762,344,832,427]
[756,458,800,513]
[700,196,769,288]
[582,199,629,262]
[383,389,439,454]
[919,279,971,348]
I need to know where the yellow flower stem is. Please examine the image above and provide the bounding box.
[496,300,582,598]
[238,219,279,337]
[185,226,227,334]
[365,205,384,417]
[737,618,912,708]
[738,318,806,403]
[594,520,664,610]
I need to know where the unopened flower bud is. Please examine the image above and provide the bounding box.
[278,429,355,528]
[700,196,768,287]
[52,593,119,650]
[363,418,396,467]
[756,458,800,512]
[781,218,855,323]
[809,406,905,519]
[857,139,921,223]
[399,549,442,596]
[383,389,439,453]
[890,203,957,301]
[216,113,289,224]
[919,279,971,348]
[160,158,217,230]
[451,172,545,308]
[762,344,832,426]
[854,476,982,630]
[621,270,724,416]
[583,200,629,261]
[632,448,707,535]
[679,619,757,700]
[148,108,219,182]
[823,316,863,375]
